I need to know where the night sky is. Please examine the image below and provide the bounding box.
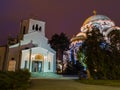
[0,0,120,45]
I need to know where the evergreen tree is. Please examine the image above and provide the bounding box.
[83,27,106,79]
[83,28,120,79]
[49,33,70,73]
[107,29,120,79]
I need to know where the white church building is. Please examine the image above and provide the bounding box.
[7,19,56,72]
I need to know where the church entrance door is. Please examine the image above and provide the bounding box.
[32,61,42,72]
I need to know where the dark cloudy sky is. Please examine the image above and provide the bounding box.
[0,0,120,45]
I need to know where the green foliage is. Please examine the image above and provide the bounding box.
[63,61,78,75]
[77,48,87,68]
[49,33,70,73]
[83,28,120,80]
[108,30,120,49]
[106,30,120,79]
[49,32,70,52]
[83,28,105,79]
[0,69,31,90]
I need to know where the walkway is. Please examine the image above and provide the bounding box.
[28,79,120,90]
[31,72,79,79]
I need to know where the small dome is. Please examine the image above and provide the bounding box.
[76,32,87,37]
[71,32,87,42]
[83,15,111,25]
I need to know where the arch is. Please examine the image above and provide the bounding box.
[32,25,35,30]
[105,26,120,37]
[35,54,44,60]
[39,26,42,31]
[35,24,39,31]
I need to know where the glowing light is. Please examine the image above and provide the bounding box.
[93,10,97,15]
[35,54,44,60]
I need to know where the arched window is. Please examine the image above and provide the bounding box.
[35,24,38,31]
[48,61,51,70]
[32,25,35,30]
[23,26,26,34]
[39,26,42,31]
[35,54,44,60]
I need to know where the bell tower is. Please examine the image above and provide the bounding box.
[19,19,45,40]
[28,19,45,36]
[19,20,29,40]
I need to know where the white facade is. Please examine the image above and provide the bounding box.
[8,19,56,72]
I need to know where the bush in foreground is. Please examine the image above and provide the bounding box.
[0,69,31,90]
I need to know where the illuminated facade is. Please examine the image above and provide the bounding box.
[69,32,87,63]
[81,14,120,43]
[6,19,56,72]
[63,13,120,69]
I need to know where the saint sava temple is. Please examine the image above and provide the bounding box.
[0,12,120,77]
[63,12,120,72]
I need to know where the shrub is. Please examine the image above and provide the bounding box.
[0,69,31,90]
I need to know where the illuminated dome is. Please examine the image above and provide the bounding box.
[81,14,115,33]
[71,32,87,42]
[76,32,87,38]
[83,15,111,25]
[68,12,120,68]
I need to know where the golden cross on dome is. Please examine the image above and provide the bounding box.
[93,10,97,15]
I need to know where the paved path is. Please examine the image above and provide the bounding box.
[28,79,120,90]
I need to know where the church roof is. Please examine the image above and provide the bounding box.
[83,15,111,25]
[71,32,87,42]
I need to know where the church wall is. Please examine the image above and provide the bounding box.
[0,46,6,71]
[20,47,56,72]
[43,59,50,72]
[21,49,30,70]
[44,52,54,72]
[7,47,20,71]
[21,32,48,48]
[53,54,56,72]
[20,20,29,40]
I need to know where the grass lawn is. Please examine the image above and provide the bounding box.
[28,79,120,90]
[75,80,120,87]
